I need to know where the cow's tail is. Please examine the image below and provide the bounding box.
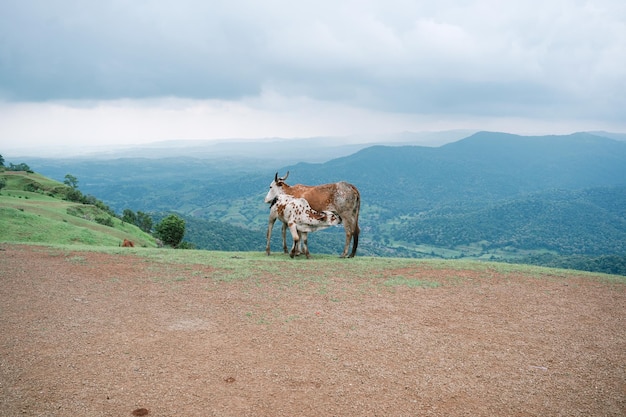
[349,185,361,258]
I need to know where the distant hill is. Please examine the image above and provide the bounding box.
[6,130,474,161]
[285,131,626,212]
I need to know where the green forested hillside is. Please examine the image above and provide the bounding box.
[389,187,626,255]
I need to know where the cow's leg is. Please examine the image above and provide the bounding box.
[301,232,310,259]
[349,224,360,258]
[339,216,359,258]
[266,217,277,255]
[340,221,353,258]
[294,230,303,256]
[341,231,352,258]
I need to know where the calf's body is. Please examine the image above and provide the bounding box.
[269,194,341,258]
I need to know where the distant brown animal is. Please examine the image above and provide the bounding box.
[121,239,134,247]
[265,172,360,257]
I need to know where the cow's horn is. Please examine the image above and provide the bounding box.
[274,172,279,182]
[282,171,289,181]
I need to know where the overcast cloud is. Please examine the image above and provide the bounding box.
[1,0,625,153]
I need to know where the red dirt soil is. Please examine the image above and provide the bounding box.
[1,244,624,416]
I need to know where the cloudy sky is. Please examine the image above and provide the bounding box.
[1,0,625,154]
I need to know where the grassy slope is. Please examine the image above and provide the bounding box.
[0,171,156,247]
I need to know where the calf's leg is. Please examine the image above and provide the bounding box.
[266,217,277,255]
[288,224,300,258]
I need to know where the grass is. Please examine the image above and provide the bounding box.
[66,255,87,265]
[383,276,441,288]
[0,204,148,247]
[21,242,623,287]
[0,172,156,248]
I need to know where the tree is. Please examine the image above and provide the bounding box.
[122,209,137,225]
[154,214,186,248]
[0,154,4,167]
[8,162,31,172]
[0,178,6,192]
[136,211,153,233]
[64,174,79,189]
[65,188,84,203]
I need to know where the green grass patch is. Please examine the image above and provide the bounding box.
[383,276,441,288]
[66,255,87,265]
[7,242,625,289]
[93,246,625,286]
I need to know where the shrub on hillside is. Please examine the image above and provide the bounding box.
[95,216,114,227]
[154,214,186,248]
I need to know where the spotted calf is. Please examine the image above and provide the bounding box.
[270,194,341,258]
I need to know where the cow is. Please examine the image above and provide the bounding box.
[264,172,360,258]
[268,193,341,258]
[121,239,135,247]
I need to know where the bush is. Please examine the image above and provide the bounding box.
[95,216,114,227]
[23,182,42,193]
[154,214,186,248]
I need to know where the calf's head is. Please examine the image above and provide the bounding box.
[325,211,342,226]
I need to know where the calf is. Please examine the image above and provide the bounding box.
[266,197,305,256]
[270,194,341,258]
[266,198,289,255]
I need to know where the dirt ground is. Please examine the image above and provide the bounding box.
[1,244,624,417]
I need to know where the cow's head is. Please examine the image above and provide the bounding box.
[264,171,289,203]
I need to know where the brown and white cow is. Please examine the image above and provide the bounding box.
[268,193,341,258]
[264,172,360,258]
